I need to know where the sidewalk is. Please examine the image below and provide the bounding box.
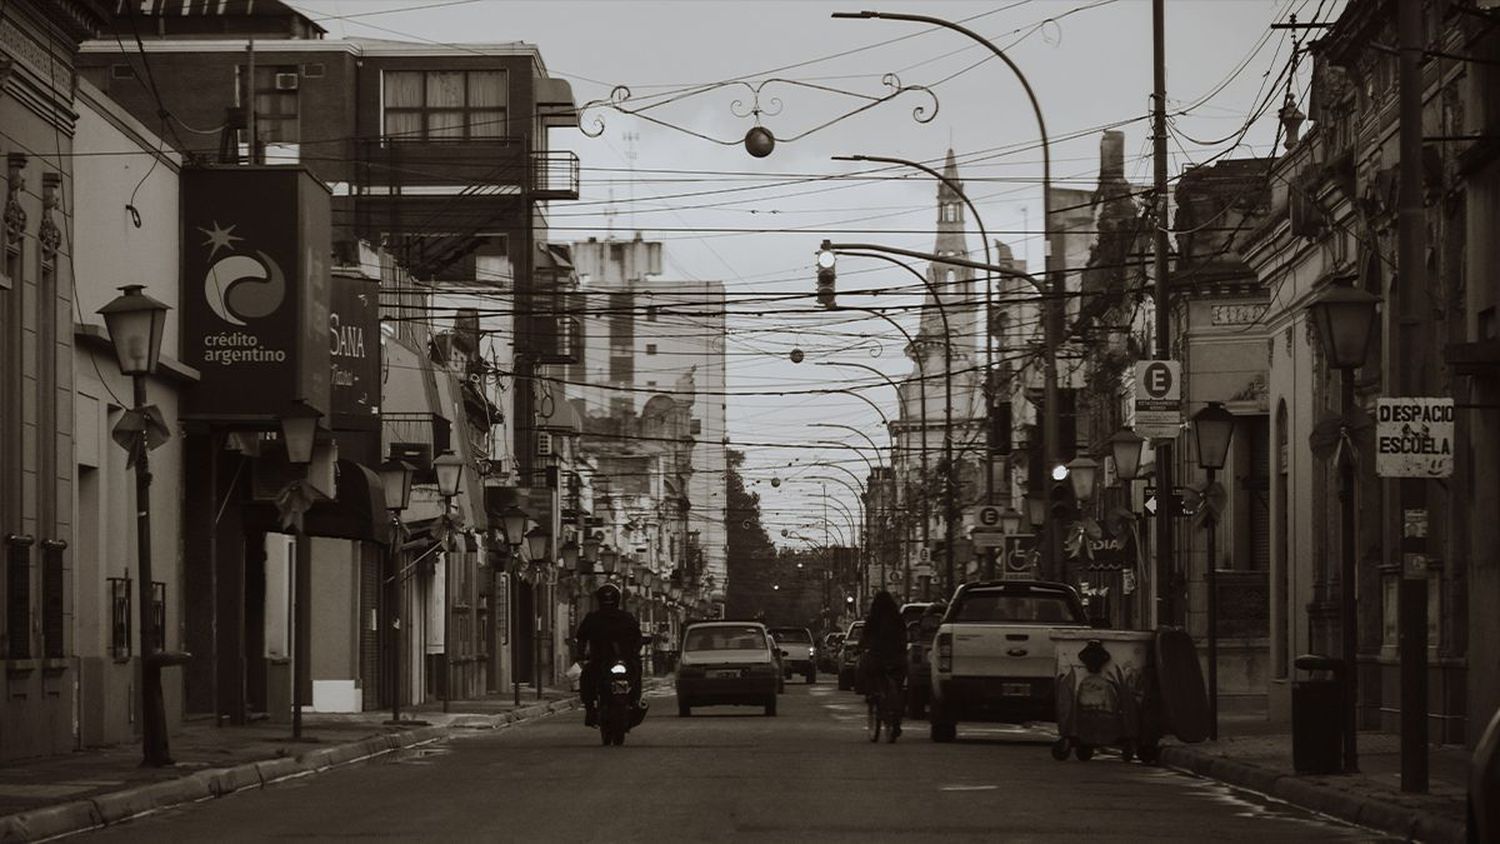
[0,683,603,842]
[1159,713,1470,843]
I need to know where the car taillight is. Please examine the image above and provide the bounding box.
[807,646,815,658]
[937,633,952,672]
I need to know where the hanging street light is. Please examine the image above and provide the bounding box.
[1192,402,1236,472]
[1307,280,1381,370]
[525,525,551,562]
[1066,457,1100,502]
[1109,429,1146,483]
[433,450,465,499]
[279,401,322,465]
[98,284,169,376]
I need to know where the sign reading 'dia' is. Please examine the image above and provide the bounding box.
[1376,397,1454,478]
[1133,360,1181,440]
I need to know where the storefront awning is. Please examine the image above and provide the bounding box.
[245,459,390,543]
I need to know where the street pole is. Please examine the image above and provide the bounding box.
[1151,0,1178,628]
[1395,0,1428,793]
[293,532,310,740]
[1205,468,1219,741]
[831,9,1059,586]
[132,375,171,766]
[389,514,403,724]
[1339,371,1358,772]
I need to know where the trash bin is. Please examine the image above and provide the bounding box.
[1291,654,1343,775]
[1051,630,1154,762]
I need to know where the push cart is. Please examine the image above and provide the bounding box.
[1050,630,1159,763]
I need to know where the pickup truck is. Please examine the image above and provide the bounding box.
[927,580,1093,742]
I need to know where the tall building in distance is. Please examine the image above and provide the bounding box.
[571,235,728,608]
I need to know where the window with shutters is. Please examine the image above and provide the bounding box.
[383,70,508,140]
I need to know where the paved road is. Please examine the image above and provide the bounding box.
[85,680,1390,842]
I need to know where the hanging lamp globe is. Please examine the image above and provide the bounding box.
[744,125,775,158]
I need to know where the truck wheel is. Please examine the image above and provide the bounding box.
[930,720,956,743]
[1075,744,1094,761]
[1050,739,1070,761]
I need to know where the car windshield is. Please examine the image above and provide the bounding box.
[769,629,811,643]
[684,626,767,652]
[950,590,1084,624]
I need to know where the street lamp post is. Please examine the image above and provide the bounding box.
[816,245,957,597]
[831,7,1063,589]
[815,356,926,603]
[98,285,172,767]
[1191,401,1236,741]
[1110,428,1148,624]
[277,400,322,742]
[498,504,530,707]
[1306,278,1381,774]
[377,459,415,725]
[526,524,551,700]
[433,450,465,713]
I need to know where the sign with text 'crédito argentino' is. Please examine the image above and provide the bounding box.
[1376,397,1454,478]
[181,167,331,422]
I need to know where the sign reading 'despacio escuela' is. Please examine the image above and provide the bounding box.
[1375,397,1455,479]
[181,168,331,421]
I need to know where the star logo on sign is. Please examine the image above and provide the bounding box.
[199,221,243,257]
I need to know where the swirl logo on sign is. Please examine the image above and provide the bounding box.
[198,221,286,326]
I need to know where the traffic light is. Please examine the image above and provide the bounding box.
[1047,478,1075,520]
[815,241,837,309]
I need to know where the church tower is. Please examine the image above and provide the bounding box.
[908,149,978,369]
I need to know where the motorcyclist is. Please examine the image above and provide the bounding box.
[574,582,642,728]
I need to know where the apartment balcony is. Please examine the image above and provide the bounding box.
[531,150,580,200]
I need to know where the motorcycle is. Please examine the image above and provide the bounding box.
[598,660,645,746]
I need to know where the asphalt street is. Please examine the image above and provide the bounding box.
[83,680,1393,843]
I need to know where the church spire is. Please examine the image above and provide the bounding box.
[908,148,976,363]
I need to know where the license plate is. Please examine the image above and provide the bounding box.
[709,669,741,679]
[611,679,631,694]
[1001,682,1032,697]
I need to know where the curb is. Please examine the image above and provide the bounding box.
[1158,746,1467,844]
[0,697,583,843]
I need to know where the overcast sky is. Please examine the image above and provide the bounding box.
[290,0,1332,546]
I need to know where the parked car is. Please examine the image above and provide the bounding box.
[903,602,946,719]
[769,627,817,683]
[928,580,1092,742]
[837,621,865,691]
[675,621,780,717]
[819,632,844,673]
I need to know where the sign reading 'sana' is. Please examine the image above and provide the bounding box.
[1376,397,1455,478]
[181,168,331,421]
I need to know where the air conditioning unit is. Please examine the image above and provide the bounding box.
[274,72,300,91]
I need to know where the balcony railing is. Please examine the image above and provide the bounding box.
[531,150,580,200]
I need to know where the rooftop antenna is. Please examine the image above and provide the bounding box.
[604,187,617,237]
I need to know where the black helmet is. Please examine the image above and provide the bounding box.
[596,583,622,608]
